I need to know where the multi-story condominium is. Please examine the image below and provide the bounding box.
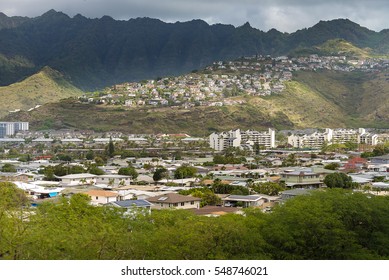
[209,129,242,151]
[288,131,331,149]
[240,129,276,149]
[328,128,361,144]
[288,128,381,149]
[376,133,389,145]
[209,128,275,151]
[358,130,379,146]
[0,122,29,138]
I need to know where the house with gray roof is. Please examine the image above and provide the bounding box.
[370,154,389,165]
[109,199,153,215]
[280,189,311,200]
[147,193,201,209]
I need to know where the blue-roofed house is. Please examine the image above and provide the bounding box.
[222,195,264,208]
[109,199,153,215]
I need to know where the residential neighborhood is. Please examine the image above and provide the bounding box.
[0,120,388,218]
[77,53,389,109]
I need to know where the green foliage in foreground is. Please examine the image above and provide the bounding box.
[1,183,389,260]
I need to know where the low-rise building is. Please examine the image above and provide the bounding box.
[85,189,119,205]
[222,195,263,208]
[280,170,323,188]
[58,173,97,186]
[147,193,201,209]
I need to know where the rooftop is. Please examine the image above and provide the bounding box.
[85,190,118,197]
[58,173,97,179]
[223,195,262,202]
[110,199,153,208]
[147,193,201,203]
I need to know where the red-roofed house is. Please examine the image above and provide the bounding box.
[343,157,367,172]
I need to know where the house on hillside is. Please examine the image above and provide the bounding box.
[146,193,201,209]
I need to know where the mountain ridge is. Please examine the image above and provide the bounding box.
[1,10,388,90]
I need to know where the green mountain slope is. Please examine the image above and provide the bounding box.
[1,11,389,90]
[3,99,293,135]
[0,66,83,118]
[293,70,389,127]
[4,69,389,134]
[290,39,376,57]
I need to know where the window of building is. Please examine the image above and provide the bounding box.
[173,203,178,207]
[181,202,185,206]
[191,201,194,205]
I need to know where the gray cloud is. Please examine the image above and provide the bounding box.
[1,0,388,32]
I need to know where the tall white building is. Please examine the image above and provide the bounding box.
[358,131,379,146]
[288,131,331,149]
[288,127,381,149]
[209,129,242,151]
[328,128,361,144]
[0,122,29,138]
[209,128,275,151]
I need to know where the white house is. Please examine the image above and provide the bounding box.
[95,174,132,187]
[85,189,119,205]
[58,173,97,186]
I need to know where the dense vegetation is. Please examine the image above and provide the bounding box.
[1,182,389,260]
[1,10,389,90]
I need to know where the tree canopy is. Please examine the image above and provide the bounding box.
[323,172,355,189]
[1,188,389,260]
[118,167,138,179]
[174,165,197,179]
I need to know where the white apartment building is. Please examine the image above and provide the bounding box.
[288,128,381,149]
[209,128,275,151]
[0,122,29,138]
[328,128,361,143]
[288,131,331,149]
[209,129,242,151]
[358,131,379,146]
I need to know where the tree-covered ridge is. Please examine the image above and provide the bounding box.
[1,11,389,89]
[1,182,388,260]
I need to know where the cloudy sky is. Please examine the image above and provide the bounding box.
[1,0,388,33]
